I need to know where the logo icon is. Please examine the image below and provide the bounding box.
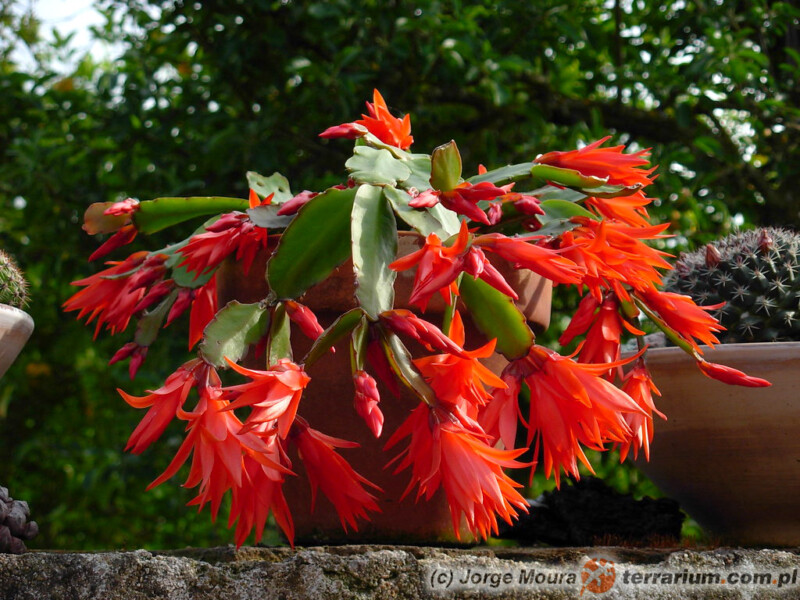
[580,558,616,595]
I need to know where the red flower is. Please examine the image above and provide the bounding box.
[230,451,294,547]
[177,212,268,278]
[221,358,311,439]
[64,251,165,337]
[118,358,206,454]
[389,221,516,311]
[409,182,506,225]
[385,402,528,540]
[619,361,665,461]
[291,419,381,532]
[353,370,384,438]
[188,276,218,350]
[89,224,138,262]
[535,136,656,188]
[320,89,413,150]
[637,288,724,352]
[512,346,646,486]
[109,341,149,380]
[697,360,771,388]
[148,376,292,524]
[104,198,140,216]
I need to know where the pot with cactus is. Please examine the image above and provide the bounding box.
[65,90,766,546]
[0,250,33,381]
[638,227,800,546]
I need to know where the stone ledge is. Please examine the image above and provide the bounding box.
[0,545,798,599]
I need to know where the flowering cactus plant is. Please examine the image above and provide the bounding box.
[65,90,769,546]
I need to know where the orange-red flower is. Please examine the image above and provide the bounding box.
[389,221,517,311]
[412,311,505,415]
[618,360,665,461]
[559,218,672,300]
[535,136,656,188]
[385,402,528,540]
[512,346,646,486]
[473,233,585,285]
[585,193,652,227]
[221,358,310,439]
[636,288,724,352]
[291,418,381,532]
[560,293,644,373]
[319,89,413,150]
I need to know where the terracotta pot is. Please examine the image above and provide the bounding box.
[637,342,800,546]
[217,233,552,544]
[0,304,34,380]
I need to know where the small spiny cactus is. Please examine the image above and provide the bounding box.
[666,227,800,343]
[0,250,29,309]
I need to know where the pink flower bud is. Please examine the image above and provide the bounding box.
[353,370,383,438]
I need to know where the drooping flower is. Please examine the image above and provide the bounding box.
[385,402,528,540]
[473,234,586,285]
[109,341,149,380]
[353,370,384,438]
[379,309,467,357]
[177,211,268,278]
[148,373,292,524]
[636,287,724,352]
[696,359,771,388]
[320,89,413,150]
[89,224,138,262]
[188,275,218,349]
[389,221,516,311]
[290,418,381,532]
[221,358,311,439]
[510,346,646,486]
[560,293,644,373]
[535,136,656,189]
[409,181,507,225]
[230,451,294,547]
[118,358,206,454]
[64,251,165,337]
[618,360,665,461]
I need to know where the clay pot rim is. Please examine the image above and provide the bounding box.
[644,341,800,365]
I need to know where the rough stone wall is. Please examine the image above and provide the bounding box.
[0,545,799,599]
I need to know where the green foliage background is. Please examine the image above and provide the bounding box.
[0,0,797,549]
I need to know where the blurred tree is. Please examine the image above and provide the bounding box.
[0,0,797,549]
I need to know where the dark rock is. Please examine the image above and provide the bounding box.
[498,477,684,546]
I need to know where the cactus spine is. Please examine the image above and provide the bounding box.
[0,250,29,309]
[666,227,800,343]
